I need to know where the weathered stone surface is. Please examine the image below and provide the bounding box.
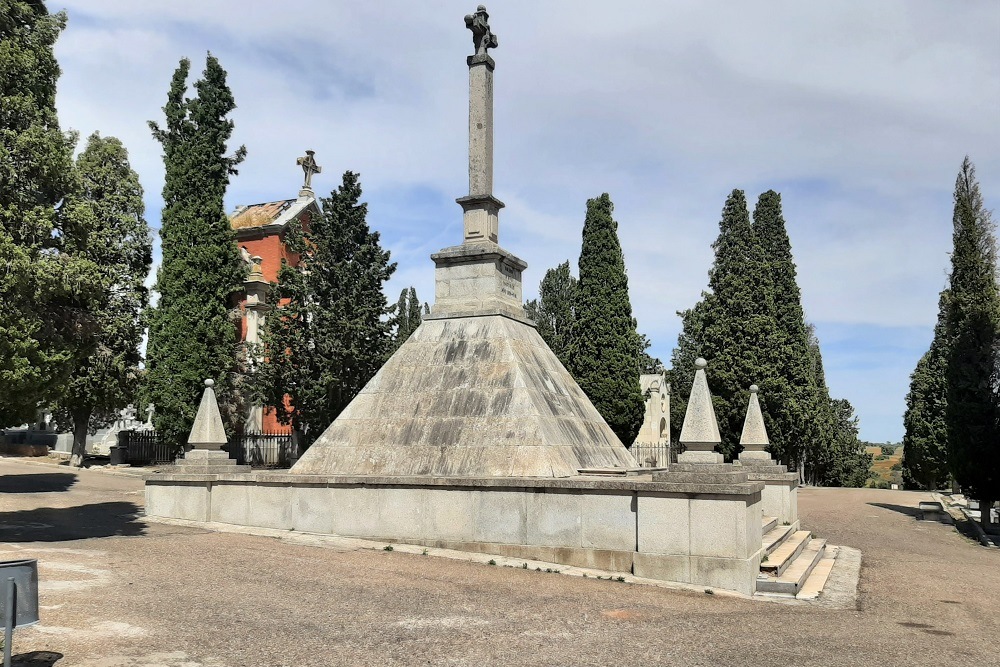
[291,314,636,477]
[144,476,765,594]
[431,243,527,319]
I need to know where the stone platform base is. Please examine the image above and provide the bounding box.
[738,457,798,525]
[145,471,766,595]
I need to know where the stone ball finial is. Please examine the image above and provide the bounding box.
[204,379,214,388]
[750,384,759,393]
[695,357,707,369]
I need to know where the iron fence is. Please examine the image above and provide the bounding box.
[117,430,182,466]
[228,431,296,468]
[630,442,673,468]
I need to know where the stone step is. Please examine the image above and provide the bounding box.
[795,545,839,600]
[762,515,778,534]
[762,523,796,558]
[756,538,827,595]
[760,530,811,576]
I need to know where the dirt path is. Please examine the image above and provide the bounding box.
[2,458,996,666]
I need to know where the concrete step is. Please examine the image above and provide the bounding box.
[762,515,778,534]
[760,530,811,576]
[756,538,827,595]
[762,523,796,558]
[796,545,839,600]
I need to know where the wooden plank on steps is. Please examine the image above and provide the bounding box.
[760,530,810,576]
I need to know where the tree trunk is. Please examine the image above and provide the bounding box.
[981,499,997,535]
[69,410,90,468]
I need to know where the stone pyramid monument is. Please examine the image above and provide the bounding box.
[291,5,635,478]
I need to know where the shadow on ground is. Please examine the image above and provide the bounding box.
[0,502,145,542]
[0,473,77,494]
[12,651,63,666]
[868,502,922,519]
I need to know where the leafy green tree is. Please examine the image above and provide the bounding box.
[901,290,951,490]
[565,194,644,445]
[0,1,100,426]
[944,157,1000,531]
[262,171,396,448]
[54,133,152,466]
[142,54,248,447]
[389,286,422,355]
[525,260,577,368]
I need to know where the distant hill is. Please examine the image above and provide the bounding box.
[867,443,903,488]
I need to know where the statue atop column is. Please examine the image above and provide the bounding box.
[458,5,504,244]
[465,5,498,57]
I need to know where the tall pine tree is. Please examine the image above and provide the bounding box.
[944,157,1000,531]
[56,133,152,466]
[143,55,247,447]
[901,290,951,490]
[262,171,396,449]
[0,1,99,426]
[565,194,644,445]
[525,260,577,369]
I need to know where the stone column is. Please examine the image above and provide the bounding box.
[458,5,504,245]
[244,258,269,433]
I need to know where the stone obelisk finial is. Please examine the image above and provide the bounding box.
[457,5,504,245]
[187,379,228,451]
[677,358,724,464]
[739,384,776,464]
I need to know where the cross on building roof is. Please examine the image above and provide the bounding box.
[296,150,322,190]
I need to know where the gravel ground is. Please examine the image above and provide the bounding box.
[1,457,997,667]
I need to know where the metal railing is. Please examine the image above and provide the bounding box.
[228,431,296,469]
[630,442,673,468]
[117,430,182,466]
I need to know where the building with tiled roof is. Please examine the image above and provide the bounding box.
[232,151,323,434]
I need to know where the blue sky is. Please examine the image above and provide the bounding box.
[52,1,1000,443]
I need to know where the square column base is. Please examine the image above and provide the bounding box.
[677,451,724,464]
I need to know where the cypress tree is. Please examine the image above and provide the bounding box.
[669,190,778,459]
[56,133,152,466]
[525,260,577,368]
[804,326,871,486]
[565,194,644,445]
[388,286,422,355]
[0,1,99,426]
[751,190,820,470]
[944,157,1000,531]
[901,290,951,490]
[143,54,247,447]
[263,171,396,448]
